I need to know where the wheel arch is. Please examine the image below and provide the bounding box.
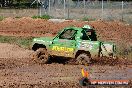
[75,50,91,58]
[32,43,46,51]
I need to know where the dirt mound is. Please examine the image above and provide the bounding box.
[0,18,131,43]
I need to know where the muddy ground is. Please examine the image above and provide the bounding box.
[0,18,132,88]
[0,43,132,88]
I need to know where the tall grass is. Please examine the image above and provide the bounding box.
[0,36,33,49]
[0,16,4,21]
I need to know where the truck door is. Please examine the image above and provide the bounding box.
[50,29,77,57]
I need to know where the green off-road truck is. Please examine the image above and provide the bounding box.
[31,25,116,64]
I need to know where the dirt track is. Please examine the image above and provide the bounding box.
[0,18,132,87]
[0,43,132,88]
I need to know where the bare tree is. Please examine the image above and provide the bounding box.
[0,0,14,7]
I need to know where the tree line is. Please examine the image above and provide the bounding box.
[0,0,35,8]
[0,0,131,8]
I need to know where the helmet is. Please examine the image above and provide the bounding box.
[83,25,92,29]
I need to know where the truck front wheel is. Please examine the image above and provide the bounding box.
[76,53,91,65]
[32,48,49,64]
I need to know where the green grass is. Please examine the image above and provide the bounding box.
[0,36,33,49]
[0,16,4,21]
[32,14,52,20]
[81,16,96,21]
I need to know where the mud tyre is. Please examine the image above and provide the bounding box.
[32,48,49,64]
[76,53,91,65]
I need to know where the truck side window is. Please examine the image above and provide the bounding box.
[81,30,89,40]
[59,29,77,40]
[86,30,97,41]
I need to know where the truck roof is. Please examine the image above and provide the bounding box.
[64,26,95,32]
[65,27,83,31]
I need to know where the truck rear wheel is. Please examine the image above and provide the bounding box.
[32,48,49,64]
[76,53,91,65]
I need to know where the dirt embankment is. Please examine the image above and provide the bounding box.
[0,17,131,43]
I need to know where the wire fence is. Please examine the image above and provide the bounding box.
[39,0,132,23]
[0,1,132,23]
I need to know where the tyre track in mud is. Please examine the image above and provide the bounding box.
[0,43,132,88]
[0,18,132,87]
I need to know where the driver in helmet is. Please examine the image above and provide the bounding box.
[82,25,97,41]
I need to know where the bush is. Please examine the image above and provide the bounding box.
[32,14,52,19]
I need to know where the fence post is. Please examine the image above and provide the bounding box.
[67,0,70,19]
[64,0,66,18]
[39,6,41,16]
[101,0,104,20]
[37,1,39,16]
[49,0,50,14]
[121,1,124,21]
[77,0,79,7]
[83,0,86,17]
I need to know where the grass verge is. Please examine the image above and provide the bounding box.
[32,14,52,19]
[0,35,33,49]
[0,16,4,21]
[81,16,96,21]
